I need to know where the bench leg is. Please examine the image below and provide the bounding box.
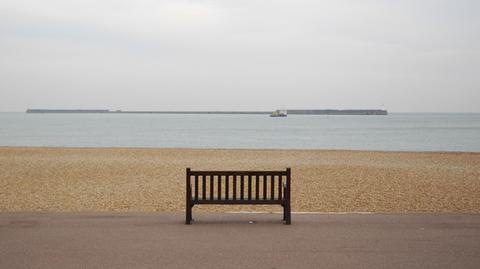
[186,204,192,225]
[285,202,291,225]
[286,207,291,225]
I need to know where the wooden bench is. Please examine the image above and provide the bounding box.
[186,168,291,224]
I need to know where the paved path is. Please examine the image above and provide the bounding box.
[1,213,479,268]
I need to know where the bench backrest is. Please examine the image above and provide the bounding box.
[186,168,291,201]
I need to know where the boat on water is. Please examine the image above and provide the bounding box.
[270,109,287,117]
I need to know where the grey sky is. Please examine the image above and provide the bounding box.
[1,0,479,112]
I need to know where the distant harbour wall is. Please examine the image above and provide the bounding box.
[26,109,110,113]
[26,109,388,115]
[288,109,388,115]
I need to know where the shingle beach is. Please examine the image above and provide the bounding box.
[1,147,479,213]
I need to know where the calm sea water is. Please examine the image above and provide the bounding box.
[0,112,479,152]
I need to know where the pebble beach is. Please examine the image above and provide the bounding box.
[1,147,479,213]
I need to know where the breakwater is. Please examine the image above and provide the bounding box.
[288,109,388,115]
[26,109,388,115]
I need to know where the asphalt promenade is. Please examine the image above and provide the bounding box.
[1,213,479,268]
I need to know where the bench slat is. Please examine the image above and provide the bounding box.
[248,175,252,200]
[255,175,259,200]
[210,175,214,200]
[202,175,206,200]
[240,175,244,200]
[194,175,198,201]
[194,199,283,205]
[225,175,229,200]
[233,175,237,200]
[271,175,275,200]
[217,175,221,200]
[262,175,266,200]
[189,171,287,176]
[278,175,282,200]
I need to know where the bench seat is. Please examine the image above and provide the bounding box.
[192,199,285,205]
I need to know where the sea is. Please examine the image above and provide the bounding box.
[0,112,479,152]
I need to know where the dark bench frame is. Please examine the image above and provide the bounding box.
[186,168,291,225]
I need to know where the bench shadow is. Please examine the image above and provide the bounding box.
[188,218,287,225]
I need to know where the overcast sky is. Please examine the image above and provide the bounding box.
[1,0,479,112]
